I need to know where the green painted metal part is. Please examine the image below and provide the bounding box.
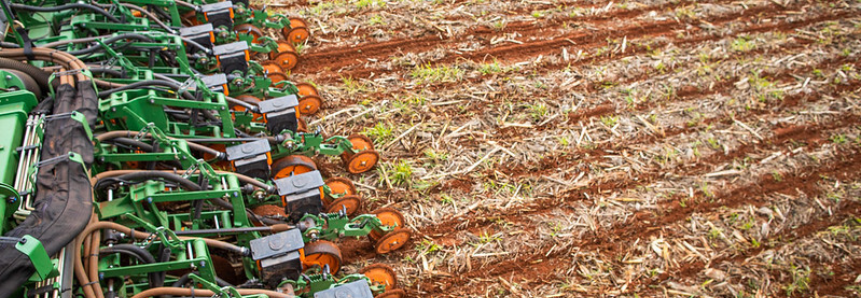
[299,213,394,243]
[0,71,38,234]
[14,235,56,282]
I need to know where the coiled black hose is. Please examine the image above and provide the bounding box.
[0,57,52,92]
[98,244,162,288]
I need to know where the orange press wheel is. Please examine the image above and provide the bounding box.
[340,134,375,166]
[282,17,310,44]
[294,82,320,97]
[302,240,343,274]
[368,208,405,240]
[269,41,298,70]
[375,289,406,298]
[374,228,411,254]
[361,264,398,289]
[326,195,362,216]
[348,134,374,152]
[324,177,357,201]
[344,150,379,174]
[234,23,264,43]
[230,94,263,118]
[297,95,323,115]
[260,61,289,83]
[261,61,284,73]
[271,155,317,179]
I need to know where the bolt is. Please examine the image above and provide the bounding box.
[200,261,206,267]
[5,75,12,81]
[233,191,239,197]
[147,197,153,203]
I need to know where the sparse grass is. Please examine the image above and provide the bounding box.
[783,264,811,296]
[410,63,463,84]
[363,122,394,144]
[368,15,386,26]
[354,0,386,9]
[341,76,369,95]
[526,103,548,121]
[478,60,504,75]
[731,36,756,52]
[600,115,618,127]
[389,160,414,186]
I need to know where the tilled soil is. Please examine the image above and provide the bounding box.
[270,0,861,296]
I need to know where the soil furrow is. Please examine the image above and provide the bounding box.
[418,144,861,295]
[297,0,774,76]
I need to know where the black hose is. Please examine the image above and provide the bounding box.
[10,3,121,23]
[99,245,161,288]
[98,80,194,100]
[89,68,126,78]
[3,69,43,99]
[114,171,202,191]
[107,138,154,152]
[0,42,21,48]
[171,272,233,288]
[67,34,155,56]
[0,57,52,92]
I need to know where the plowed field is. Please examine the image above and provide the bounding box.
[275,0,861,296]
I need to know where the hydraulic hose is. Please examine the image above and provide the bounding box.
[97,2,175,33]
[96,131,226,160]
[98,245,162,288]
[97,80,195,100]
[94,169,273,193]
[0,41,21,48]
[9,3,120,23]
[0,48,89,82]
[226,96,261,113]
[171,272,233,288]
[0,57,52,91]
[67,33,155,56]
[131,287,291,298]
[2,69,42,99]
[104,137,155,152]
[74,221,253,298]
[113,171,202,191]
[174,0,197,9]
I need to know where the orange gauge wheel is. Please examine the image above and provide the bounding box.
[282,17,310,44]
[374,228,411,254]
[368,208,405,240]
[294,82,319,97]
[297,95,323,115]
[326,195,362,216]
[324,177,357,203]
[234,23,264,43]
[302,240,342,274]
[271,155,317,179]
[361,264,398,289]
[261,61,289,83]
[269,41,298,70]
[344,150,379,174]
[348,134,374,152]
